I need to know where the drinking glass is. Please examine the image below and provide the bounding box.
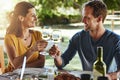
[42,29,51,40]
[40,40,54,56]
[40,27,53,55]
[51,30,62,76]
[51,30,62,58]
[51,30,62,44]
[40,29,62,56]
[41,29,62,76]
[42,26,53,41]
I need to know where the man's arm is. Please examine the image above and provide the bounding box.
[54,56,63,68]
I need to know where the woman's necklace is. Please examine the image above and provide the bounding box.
[23,30,31,41]
[24,33,30,41]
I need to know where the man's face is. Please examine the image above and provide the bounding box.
[82,6,99,31]
[22,8,37,28]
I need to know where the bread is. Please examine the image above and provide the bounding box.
[54,73,80,80]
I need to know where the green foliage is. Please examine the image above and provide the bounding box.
[28,0,83,25]
[28,0,120,25]
[103,0,120,10]
[29,0,62,25]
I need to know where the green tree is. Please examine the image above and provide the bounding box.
[28,0,88,25]
[28,0,120,25]
[103,0,120,10]
[29,0,63,25]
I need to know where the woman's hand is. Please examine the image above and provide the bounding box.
[31,40,48,52]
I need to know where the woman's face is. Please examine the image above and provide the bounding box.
[22,8,37,28]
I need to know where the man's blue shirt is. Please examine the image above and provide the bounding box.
[60,29,120,72]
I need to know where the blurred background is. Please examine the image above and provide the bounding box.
[0,0,120,71]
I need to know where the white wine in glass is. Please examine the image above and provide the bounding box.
[42,28,53,40]
[51,30,62,58]
[40,40,54,56]
[51,30,62,44]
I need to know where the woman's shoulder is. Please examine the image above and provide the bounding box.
[5,34,16,39]
[29,29,42,39]
[4,34,18,44]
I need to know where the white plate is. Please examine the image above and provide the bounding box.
[13,68,45,75]
[68,71,93,78]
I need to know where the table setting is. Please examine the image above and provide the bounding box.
[0,65,94,80]
[0,67,53,80]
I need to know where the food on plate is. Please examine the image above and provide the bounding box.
[54,73,80,80]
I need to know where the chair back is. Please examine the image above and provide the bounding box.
[0,45,5,74]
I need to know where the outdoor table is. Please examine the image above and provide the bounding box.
[0,76,9,80]
[0,67,57,80]
[0,67,92,80]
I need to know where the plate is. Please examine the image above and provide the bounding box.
[68,71,93,78]
[13,68,45,75]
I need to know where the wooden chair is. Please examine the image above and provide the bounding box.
[0,45,5,74]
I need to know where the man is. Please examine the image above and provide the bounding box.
[49,0,120,79]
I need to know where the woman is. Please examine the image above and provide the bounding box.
[4,1,47,73]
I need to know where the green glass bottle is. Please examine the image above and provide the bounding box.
[93,46,106,80]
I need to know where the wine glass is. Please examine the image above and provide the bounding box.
[51,30,62,45]
[42,29,50,40]
[51,30,62,57]
[40,40,54,56]
[40,27,53,56]
[40,30,62,79]
[40,29,62,56]
[42,26,53,41]
[41,29,62,76]
[51,30,62,75]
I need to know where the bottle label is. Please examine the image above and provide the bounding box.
[93,69,103,80]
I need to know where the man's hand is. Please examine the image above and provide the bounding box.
[49,45,61,58]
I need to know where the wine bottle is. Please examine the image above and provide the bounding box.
[93,46,106,80]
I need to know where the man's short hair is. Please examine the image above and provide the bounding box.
[83,0,107,22]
